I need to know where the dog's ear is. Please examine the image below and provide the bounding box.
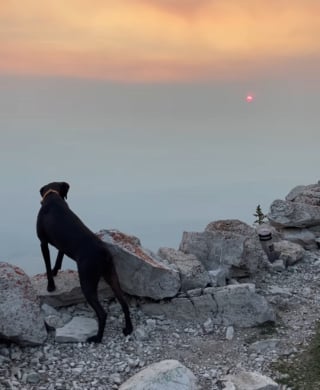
[39,185,47,197]
[60,182,70,199]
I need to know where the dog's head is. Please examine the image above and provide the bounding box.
[40,181,70,201]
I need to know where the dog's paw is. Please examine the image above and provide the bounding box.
[123,325,133,336]
[87,335,102,343]
[47,284,56,292]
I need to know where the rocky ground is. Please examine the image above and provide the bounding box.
[2,250,320,390]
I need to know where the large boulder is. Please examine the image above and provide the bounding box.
[268,182,320,249]
[119,360,198,390]
[157,247,210,291]
[99,230,181,300]
[0,262,47,345]
[31,270,113,307]
[179,220,269,277]
[286,182,320,205]
[268,199,320,228]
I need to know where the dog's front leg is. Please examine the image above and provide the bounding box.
[40,242,55,292]
[52,250,64,276]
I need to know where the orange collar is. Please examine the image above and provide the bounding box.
[41,189,60,204]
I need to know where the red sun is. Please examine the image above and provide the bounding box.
[246,94,254,103]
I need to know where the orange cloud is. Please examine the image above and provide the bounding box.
[1,0,320,81]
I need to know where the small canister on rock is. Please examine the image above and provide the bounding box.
[258,228,278,263]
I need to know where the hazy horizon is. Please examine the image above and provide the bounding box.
[1,75,319,275]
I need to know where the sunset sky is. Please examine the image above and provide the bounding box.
[1,1,320,273]
[1,0,320,82]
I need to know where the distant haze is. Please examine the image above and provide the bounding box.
[0,76,319,275]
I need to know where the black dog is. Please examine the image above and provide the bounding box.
[36,181,133,342]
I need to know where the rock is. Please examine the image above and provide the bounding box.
[279,227,317,250]
[213,284,275,327]
[142,284,274,328]
[99,229,181,299]
[268,199,320,228]
[203,318,214,333]
[26,372,41,384]
[205,219,254,236]
[208,268,229,287]
[41,303,72,329]
[249,339,281,354]
[285,184,309,201]
[190,294,218,321]
[158,247,210,291]
[119,359,198,390]
[142,293,219,322]
[270,259,286,272]
[179,219,269,278]
[222,381,237,390]
[32,270,113,307]
[141,298,197,321]
[226,326,234,340]
[267,286,292,297]
[274,240,305,266]
[286,182,320,206]
[55,317,98,343]
[224,370,279,390]
[0,262,47,345]
[186,288,202,297]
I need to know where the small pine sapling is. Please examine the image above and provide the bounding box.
[253,204,267,225]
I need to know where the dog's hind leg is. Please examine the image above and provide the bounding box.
[40,242,55,292]
[52,250,64,276]
[103,262,133,336]
[78,264,107,343]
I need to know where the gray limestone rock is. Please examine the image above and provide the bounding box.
[99,229,181,299]
[213,284,275,327]
[0,262,47,345]
[179,219,268,277]
[274,240,305,266]
[119,359,198,390]
[279,227,317,250]
[158,247,210,291]
[268,199,320,228]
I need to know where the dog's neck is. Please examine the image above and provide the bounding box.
[41,189,60,204]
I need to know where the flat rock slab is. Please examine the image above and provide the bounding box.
[31,270,113,307]
[119,359,198,390]
[55,317,98,343]
[213,284,275,327]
